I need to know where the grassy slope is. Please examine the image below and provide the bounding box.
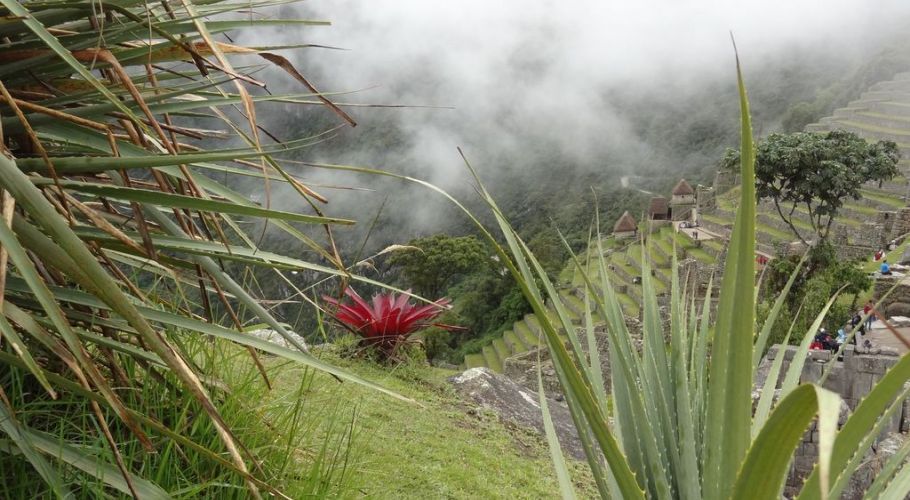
[266,348,593,498]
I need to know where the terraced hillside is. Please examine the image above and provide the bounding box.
[464,225,721,372]
[463,72,910,373]
[806,71,910,195]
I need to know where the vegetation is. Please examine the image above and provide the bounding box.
[389,234,490,298]
[442,54,910,499]
[760,243,872,346]
[268,346,593,497]
[0,0,407,496]
[721,130,900,245]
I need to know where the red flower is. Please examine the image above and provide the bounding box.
[323,288,459,356]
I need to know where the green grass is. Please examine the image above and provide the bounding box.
[687,247,715,264]
[862,239,910,273]
[265,349,595,498]
[2,338,360,498]
[702,239,725,253]
[844,202,880,216]
[755,222,792,241]
[860,188,906,209]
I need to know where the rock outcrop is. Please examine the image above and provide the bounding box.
[449,367,584,459]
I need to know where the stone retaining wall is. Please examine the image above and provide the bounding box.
[759,345,907,498]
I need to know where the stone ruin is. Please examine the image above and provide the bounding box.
[757,345,907,498]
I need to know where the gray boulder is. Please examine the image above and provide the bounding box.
[449,367,584,459]
[887,302,910,317]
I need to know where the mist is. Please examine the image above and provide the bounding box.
[232,0,910,248]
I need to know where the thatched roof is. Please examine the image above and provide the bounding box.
[672,179,694,196]
[613,211,637,233]
[648,196,669,218]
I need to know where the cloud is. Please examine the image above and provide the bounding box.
[231,0,910,240]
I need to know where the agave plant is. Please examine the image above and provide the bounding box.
[324,287,457,358]
[0,0,411,497]
[414,52,910,499]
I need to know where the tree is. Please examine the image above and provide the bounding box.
[720,130,900,245]
[389,234,491,298]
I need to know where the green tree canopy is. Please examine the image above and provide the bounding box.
[390,234,491,298]
[720,130,899,245]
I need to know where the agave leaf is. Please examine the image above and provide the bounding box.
[797,353,910,500]
[778,288,844,399]
[639,240,681,495]
[669,250,701,499]
[865,435,910,499]
[752,253,807,371]
[878,464,910,500]
[752,306,801,436]
[732,384,841,500]
[538,364,578,499]
[702,46,756,499]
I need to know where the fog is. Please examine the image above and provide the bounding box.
[232,0,910,246]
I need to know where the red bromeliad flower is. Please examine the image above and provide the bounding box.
[323,288,460,356]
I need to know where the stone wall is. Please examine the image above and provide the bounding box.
[758,345,907,498]
[888,208,910,241]
[713,170,739,194]
[696,185,716,212]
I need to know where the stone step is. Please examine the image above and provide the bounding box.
[701,238,726,258]
[465,353,486,369]
[869,80,910,93]
[558,290,584,319]
[833,107,869,119]
[830,119,910,145]
[503,330,529,353]
[859,90,910,104]
[859,188,906,211]
[514,320,540,348]
[846,111,910,134]
[482,345,502,372]
[867,100,910,118]
[492,338,510,362]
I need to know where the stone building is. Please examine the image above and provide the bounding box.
[648,196,669,221]
[613,211,638,239]
[670,179,696,221]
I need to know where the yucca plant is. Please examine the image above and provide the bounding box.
[429,52,910,498]
[0,0,409,497]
